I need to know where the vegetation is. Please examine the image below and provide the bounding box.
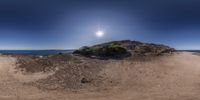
[73,43,130,58]
[74,40,176,58]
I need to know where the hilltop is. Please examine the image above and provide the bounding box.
[73,40,175,59]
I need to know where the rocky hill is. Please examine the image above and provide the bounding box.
[73,40,175,58]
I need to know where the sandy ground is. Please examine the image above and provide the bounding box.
[0,52,200,100]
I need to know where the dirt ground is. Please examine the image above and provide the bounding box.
[0,52,200,100]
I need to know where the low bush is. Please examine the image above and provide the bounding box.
[73,44,130,58]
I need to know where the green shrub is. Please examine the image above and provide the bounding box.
[73,46,94,56]
[73,44,129,58]
[96,44,127,57]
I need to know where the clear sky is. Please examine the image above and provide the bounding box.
[0,0,200,50]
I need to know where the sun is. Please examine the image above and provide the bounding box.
[96,30,104,37]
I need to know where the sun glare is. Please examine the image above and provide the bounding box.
[96,30,104,37]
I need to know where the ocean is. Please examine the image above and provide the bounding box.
[178,50,200,53]
[0,50,199,56]
[0,50,74,56]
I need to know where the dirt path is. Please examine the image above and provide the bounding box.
[90,52,200,100]
[0,52,200,100]
[144,52,200,100]
[0,56,45,100]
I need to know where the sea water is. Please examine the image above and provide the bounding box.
[178,50,200,53]
[0,50,74,56]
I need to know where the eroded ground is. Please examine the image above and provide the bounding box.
[0,52,200,100]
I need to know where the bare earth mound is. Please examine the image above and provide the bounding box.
[0,52,200,100]
[1,52,200,100]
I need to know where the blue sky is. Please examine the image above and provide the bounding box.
[0,0,200,50]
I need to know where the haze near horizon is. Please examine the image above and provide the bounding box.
[0,0,200,50]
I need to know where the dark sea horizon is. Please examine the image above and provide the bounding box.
[0,50,198,56]
[0,50,74,56]
[178,50,200,53]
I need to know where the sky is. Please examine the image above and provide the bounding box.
[0,0,200,50]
